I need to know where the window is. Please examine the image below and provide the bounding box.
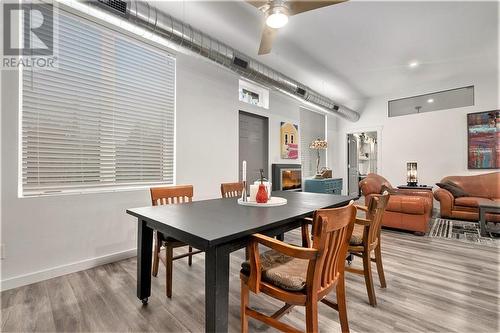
[300,108,326,178]
[388,86,474,117]
[239,79,269,109]
[21,9,175,196]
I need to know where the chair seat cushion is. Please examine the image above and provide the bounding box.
[241,250,308,291]
[349,224,365,245]
[455,196,494,208]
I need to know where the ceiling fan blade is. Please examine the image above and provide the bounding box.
[288,0,347,16]
[258,26,278,55]
[246,0,270,10]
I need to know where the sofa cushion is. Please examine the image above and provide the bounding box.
[436,182,469,198]
[441,172,499,198]
[241,249,308,291]
[454,197,495,208]
[386,195,426,215]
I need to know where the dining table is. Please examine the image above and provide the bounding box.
[126,190,356,333]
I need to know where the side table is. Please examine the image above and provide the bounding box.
[479,202,500,237]
[397,185,434,191]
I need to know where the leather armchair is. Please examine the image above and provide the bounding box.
[359,174,433,235]
[434,172,500,222]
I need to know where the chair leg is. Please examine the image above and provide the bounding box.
[188,246,193,266]
[240,280,249,333]
[374,243,387,288]
[336,273,350,333]
[152,232,160,277]
[305,299,318,333]
[362,250,377,307]
[166,244,173,298]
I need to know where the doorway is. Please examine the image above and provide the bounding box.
[239,111,269,182]
[347,131,378,196]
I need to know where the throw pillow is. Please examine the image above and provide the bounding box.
[436,182,468,198]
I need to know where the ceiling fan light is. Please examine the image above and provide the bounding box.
[266,11,288,29]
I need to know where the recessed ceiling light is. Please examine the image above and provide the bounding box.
[427,98,434,103]
[409,61,419,68]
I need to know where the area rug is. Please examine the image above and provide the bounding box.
[429,218,500,247]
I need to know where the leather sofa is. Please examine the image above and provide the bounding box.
[359,174,433,234]
[433,172,500,222]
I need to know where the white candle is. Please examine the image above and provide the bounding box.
[242,160,247,183]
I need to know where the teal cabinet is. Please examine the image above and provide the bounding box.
[304,178,343,195]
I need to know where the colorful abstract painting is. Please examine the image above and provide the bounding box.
[467,110,499,169]
[280,122,299,159]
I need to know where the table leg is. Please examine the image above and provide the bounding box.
[137,219,153,304]
[479,207,487,237]
[276,233,285,241]
[205,246,230,333]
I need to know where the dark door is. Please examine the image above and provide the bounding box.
[347,134,359,196]
[239,111,269,182]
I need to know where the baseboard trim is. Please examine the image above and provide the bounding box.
[0,248,137,291]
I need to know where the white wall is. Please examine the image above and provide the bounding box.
[1,44,340,289]
[334,72,499,193]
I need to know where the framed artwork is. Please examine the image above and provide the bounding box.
[280,122,299,159]
[467,110,499,169]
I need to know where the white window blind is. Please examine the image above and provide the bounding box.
[300,109,326,178]
[22,9,175,196]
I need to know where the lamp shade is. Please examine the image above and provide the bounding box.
[406,162,418,186]
[309,139,328,150]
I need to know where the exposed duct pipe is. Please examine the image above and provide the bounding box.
[92,0,360,121]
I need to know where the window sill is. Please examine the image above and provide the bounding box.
[19,182,174,198]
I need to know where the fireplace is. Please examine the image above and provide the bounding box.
[272,164,302,191]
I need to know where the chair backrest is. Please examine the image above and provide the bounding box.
[220,182,244,198]
[307,201,356,294]
[365,193,390,248]
[150,185,193,206]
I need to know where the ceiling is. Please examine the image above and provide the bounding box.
[154,1,498,109]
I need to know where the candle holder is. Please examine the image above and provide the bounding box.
[406,162,418,186]
[241,160,248,202]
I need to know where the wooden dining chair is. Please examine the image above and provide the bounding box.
[240,201,356,333]
[346,193,390,307]
[150,185,203,298]
[220,182,244,198]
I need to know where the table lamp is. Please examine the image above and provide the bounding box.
[407,162,418,186]
[309,139,328,179]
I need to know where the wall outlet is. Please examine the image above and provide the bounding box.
[0,244,5,259]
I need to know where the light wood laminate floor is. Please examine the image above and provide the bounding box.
[2,229,499,332]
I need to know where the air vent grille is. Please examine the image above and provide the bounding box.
[233,57,248,69]
[97,0,127,15]
[296,87,306,96]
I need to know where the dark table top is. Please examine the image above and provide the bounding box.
[127,191,356,248]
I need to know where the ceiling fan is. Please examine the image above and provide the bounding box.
[247,0,348,55]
